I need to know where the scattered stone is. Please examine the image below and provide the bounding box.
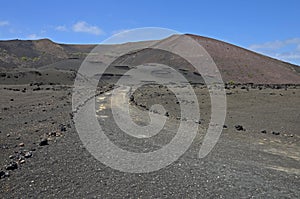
[32,87,41,91]
[19,143,25,147]
[6,134,10,137]
[59,124,67,132]
[0,171,5,178]
[48,131,56,137]
[261,130,267,134]
[235,125,245,131]
[129,95,134,102]
[39,138,48,146]
[19,160,25,164]
[9,155,14,159]
[165,112,169,117]
[223,125,228,129]
[272,131,280,135]
[4,171,10,178]
[0,170,9,179]
[24,151,33,158]
[195,120,201,124]
[5,162,18,171]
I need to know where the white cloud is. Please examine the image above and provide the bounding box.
[297,44,300,51]
[72,21,103,35]
[249,38,300,50]
[249,38,300,64]
[55,25,68,31]
[275,52,300,60]
[26,34,40,39]
[0,21,9,26]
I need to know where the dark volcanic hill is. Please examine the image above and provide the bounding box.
[0,39,94,69]
[0,35,299,84]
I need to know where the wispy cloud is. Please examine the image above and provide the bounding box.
[249,38,300,50]
[26,34,40,39]
[0,20,9,26]
[72,21,103,35]
[249,38,300,64]
[55,25,68,32]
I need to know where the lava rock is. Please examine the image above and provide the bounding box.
[19,160,25,164]
[24,151,33,158]
[59,124,67,132]
[261,130,267,134]
[0,170,5,178]
[0,170,9,179]
[195,120,201,124]
[223,125,228,129]
[272,131,280,135]
[235,125,245,131]
[5,162,18,171]
[129,95,134,102]
[39,138,48,146]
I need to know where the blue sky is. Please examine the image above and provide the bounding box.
[0,0,299,65]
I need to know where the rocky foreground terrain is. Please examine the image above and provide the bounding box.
[0,35,299,198]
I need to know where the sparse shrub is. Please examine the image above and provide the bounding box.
[33,57,40,62]
[228,80,235,85]
[21,56,28,61]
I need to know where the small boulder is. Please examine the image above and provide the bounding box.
[272,131,280,135]
[39,138,48,146]
[5,162,18,171]
[235,125,245,131]
[24,151,33,158]
[261,130,267,134]
[59,124,67,132]
[0,170,10,179]
[0,170,5,178]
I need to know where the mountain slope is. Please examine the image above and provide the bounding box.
[187,34,299,84]
[0,35,299,84]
